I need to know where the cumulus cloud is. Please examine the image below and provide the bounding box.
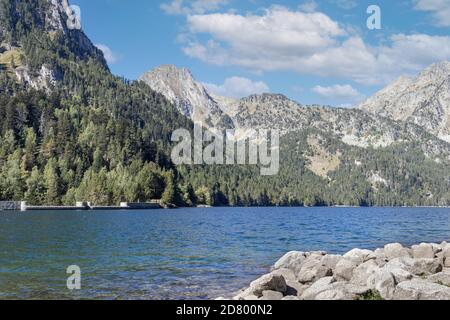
[414,0,450,27]
[203,77,269,98]
[161,0,228,15]
[312,84,362,100]
[182,6,450,85]
[95,44,119,64]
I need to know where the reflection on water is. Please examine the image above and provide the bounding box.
[0,207,449,299]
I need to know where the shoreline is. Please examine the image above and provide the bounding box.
[1,205,450,213]
[220,241,450,300]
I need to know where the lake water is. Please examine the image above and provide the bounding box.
[0,207,450,300]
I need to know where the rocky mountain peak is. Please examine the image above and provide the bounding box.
[421,61,450,78]
[139,65,234,129]
[46,0,70,31]
[359,61,450,142]
[149,64,194,82]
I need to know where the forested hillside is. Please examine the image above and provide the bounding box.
[0,0,191,205]
[0,0,449,207]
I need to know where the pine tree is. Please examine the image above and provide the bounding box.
[25,166,45,204]
[43,159,61,205]
[161,170,176,206]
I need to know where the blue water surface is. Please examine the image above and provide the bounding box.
[0,207,449,299]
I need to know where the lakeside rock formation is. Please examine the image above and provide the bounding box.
[223,242,450,300]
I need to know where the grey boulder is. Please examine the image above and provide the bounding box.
[297,254,332,284]
[387,257,442,276]
[394,279,450,300]
[412,243,435,259]
[334,258,359,281]
[273,251,308,274]
[260,290,284,300]
[384,243,411,260]
[427,271,450,287]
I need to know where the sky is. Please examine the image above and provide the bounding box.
[70,0,450,107]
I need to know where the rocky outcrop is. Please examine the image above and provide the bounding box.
[139,65,234,129]
[359,61,450,143]
[221,241,450,301]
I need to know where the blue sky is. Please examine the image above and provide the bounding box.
[71,0,450,106]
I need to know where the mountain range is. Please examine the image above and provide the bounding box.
[0,0,449,207]
[140,63,450,159]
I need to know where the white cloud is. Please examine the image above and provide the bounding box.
[203,77,269,98]
[299,1,318,13]
[161,0,228,15]
[312,84,361,99]
[330,0,358,10]
[185,7,346,60]
[95,44,119,64]
[414,0,450,27]
[182,6,450,85]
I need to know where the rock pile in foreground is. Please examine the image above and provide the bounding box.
[224,242,450,300]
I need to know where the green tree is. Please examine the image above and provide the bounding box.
[43,159,61,205]
[24,166,45,204]
[161,170,177,206]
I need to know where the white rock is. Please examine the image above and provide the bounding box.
[233,287,256,300]
[344,249,376,264]
[244,273,288,298]
[315,289,348,300]
[260,290,284,300]
[367,269,396,300]
[273,251,308,274]
[412,243,435,259]
[387,257,442,276]
[350,260,380,286]
[443,245,450,268]
[310,251,328,256]
[282,296,300,300]
[427,271,450,287]
[388,267,414,284]
[334,258,359,281]
[314,282,369,300]
[321,254,342,271]
[373,248,388,267]
[300,277,335,300]
[271,268,296,282]
[394,279,450,300]
[445,259,450,268]
[297,254,332,283]
[431,243,443,254]
[384,243,411,260]
[272,268,306,297]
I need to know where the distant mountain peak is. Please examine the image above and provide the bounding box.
[359,61,450,143]
[416,60,450,84]
[424,60,450,73]
[241,93,292,104]
[139,65,234,129]
[150,64,194,79]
